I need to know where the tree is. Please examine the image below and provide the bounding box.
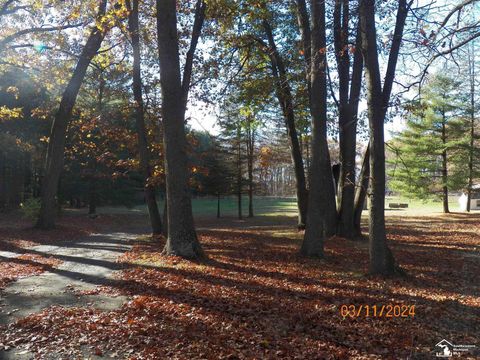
[359,0,411,275]
[262,19,308,229]
[188,131,234,218]
[217,101,246,220]
[332,0,364,239]
[300,0,336,257]
[36,0,113,229]
[127,0,163,234]
[156,0,206,258]
[389,75,466,212]
[245,112,256,218]
[466,41,479,211]
[295,0,337,239]
[353,144,369,236]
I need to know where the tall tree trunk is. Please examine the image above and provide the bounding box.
[88,71,104,217]
[128,0,163,234]
[467,42,476,212]
[441,114,450,213]
[88,178,97,215]
[353,144,370,237]
[247,117,254,218]
[156,0,204,258]
[263,21,308,229]
[335,10,364,238]
[359,0,410,275]
[237,123,243,220]
[162,194,168,237]
[36,0,108,229]
[294,1,337,235]
[294,0,312,97]
[301,0,336,256]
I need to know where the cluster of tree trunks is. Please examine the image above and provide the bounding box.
[359,0,412,274]
[33,0,416,275]
[290,0,411,274]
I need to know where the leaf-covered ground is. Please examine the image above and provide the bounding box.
[0,212,479,359]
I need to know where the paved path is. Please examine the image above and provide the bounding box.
[0,232,136,359]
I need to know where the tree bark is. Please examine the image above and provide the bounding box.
[247,116,254,218]
[127,0,163,234]
[353,144,370,237]
[156,0,203,258]
[467,43,476,212]
[162,194,168,237]
[237,123,243,220]
[88,178,97,215]
[359,0,410,275]
[294,0,312,96]
[294,1,337,235]
[441,113,450,213]
[301,0,336,256]
[36,0,108,229]
[88,71,104,217]
[336,9,364,238]
[263,20,308,229]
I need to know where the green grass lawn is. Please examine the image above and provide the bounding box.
[94,194,469,218]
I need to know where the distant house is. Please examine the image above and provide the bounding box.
[458,184,480,211]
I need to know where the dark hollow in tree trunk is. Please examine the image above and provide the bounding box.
[156,0,204,258]
[128,0,163,234]
[36,0,108,229]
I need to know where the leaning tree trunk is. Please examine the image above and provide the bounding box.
[301,0,335,257]
[156,0,203,258]
[263,20,308,229]
[128,0,163,234]
[36,0,108,229]
[353,144,370,237]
